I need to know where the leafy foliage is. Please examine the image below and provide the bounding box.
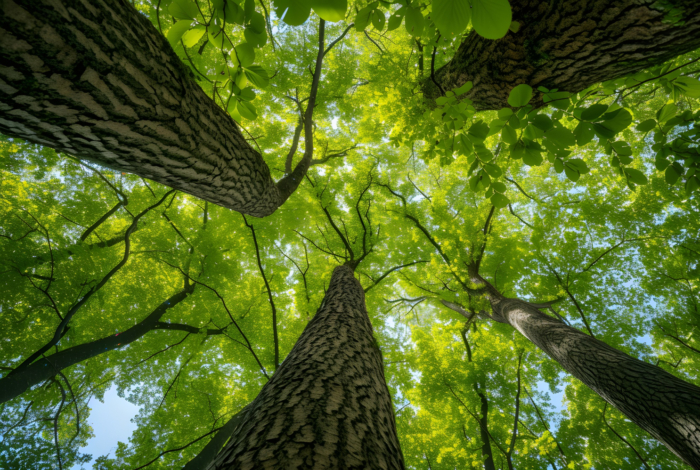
[2,0,700,469]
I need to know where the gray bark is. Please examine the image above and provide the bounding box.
[0,0,306,217]
[483,289,700,468]
[208,265,405,469]
[426,0,700,110]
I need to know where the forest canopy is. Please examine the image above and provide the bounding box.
[2,0,700,469]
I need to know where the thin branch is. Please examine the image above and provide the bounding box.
[602,403,652,470]
[243,215,279,370]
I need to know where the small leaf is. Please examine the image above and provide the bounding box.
[310,0,347,22]
[624,168,648,185]
[600,108,632,133]
[544,126,576,149]
[237,100,258,120]
[432,0,471,37]
[372,9,386,31]
[276,0,312,26]
[674,76,700,98]
[611,141,632,157]
[531,114,553,131]
[507,84,533,108]
[491,181,506,193]
[404,7,424,36]
[574,122,595,146]
[483,162,503,177]
[636,119,656,133]
[564,164,580,182]
[387,7,405,31]
[167,20,195,48]
[181,25,206,47]
[665,165,680,185]
[233,42,255,67]
[509,20,520,33]
[472,0,512,39]
[490,192,510,208]
[169,0,200,20]
[580,104,608,121]
[657,103,677,123]
[454,81,473,96]
[501,125,518,145]
[243,65,269,88]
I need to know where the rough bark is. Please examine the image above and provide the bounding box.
[482,288,700,468]
[0,0,305,217]
[208,265,405,470]
[426,0,700,110]
[0,283,193,404]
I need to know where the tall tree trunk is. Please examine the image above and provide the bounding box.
[461,325,495,470]
[208,265,405,469]
[472,271,700,468]
[0,0,307,217]
[426,0,700,109]
[0,283,194,404]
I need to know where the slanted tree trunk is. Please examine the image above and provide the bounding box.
[426,0,700,110]
[0,0,308,217]
[208,265,405,469]
[0,283,194,404]
[470,270,700,468]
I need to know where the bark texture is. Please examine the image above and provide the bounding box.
[209,265,404,470]
[426,0,700,110]
[0,0,303,217]
[486,294,700,468]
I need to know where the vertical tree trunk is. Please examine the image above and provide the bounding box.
[461,325,495,470]
[0,0,305,217]
[209,265,405,469]
[485,292,700,468]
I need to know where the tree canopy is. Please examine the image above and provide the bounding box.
[2,0,700,468]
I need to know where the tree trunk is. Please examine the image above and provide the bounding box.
[485,292,700,468]
[0,0,306,217]
[208,265,405,469]
[0,283,193,404]
[425,0,700,110]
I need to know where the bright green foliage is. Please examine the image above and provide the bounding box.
[2,1,700,469]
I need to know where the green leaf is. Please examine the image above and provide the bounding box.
[564,164,580,182]
[454,81,473,96]
[592,123,616,140]
[665,164,680,185]
[522,148,543,166]
[531,114,553,131]
[355,4,375,31]
[310,0,347,22]
[611,141,633,157]
[554,157,564,173]
[243,65,269,88]
[507,84,533,108]
[233,42,255,67]
[432,0,471,37]
[169,0,200,20]
[686,176,700,194]
[544,126,576,149]
[490,192,510,208]
[483,162,502,177]
[568,158,589,174]
[221,0,245,24]
[238,86,256,101]
[491,181,506,193]
[245,0,256,18]
[601,108,632,133]
[497,108,513,120]
[468,121,490,142]
[245,23,268,47]
[580,104,608,121]
[181,25,206,47]
[276,0,312,26]
[405,7,424,37]
[636,119,656,133]
[472,0,512,39]
[372,9,386,31]
[574,122,595,146]
[509,20,520,33]
[167,20,194,48]
[657,103,677,123]
[501,125,517,145]
[387,7,405,31]
[624,168,648,185]
[674,76,700,98]
[237,100,258,120]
